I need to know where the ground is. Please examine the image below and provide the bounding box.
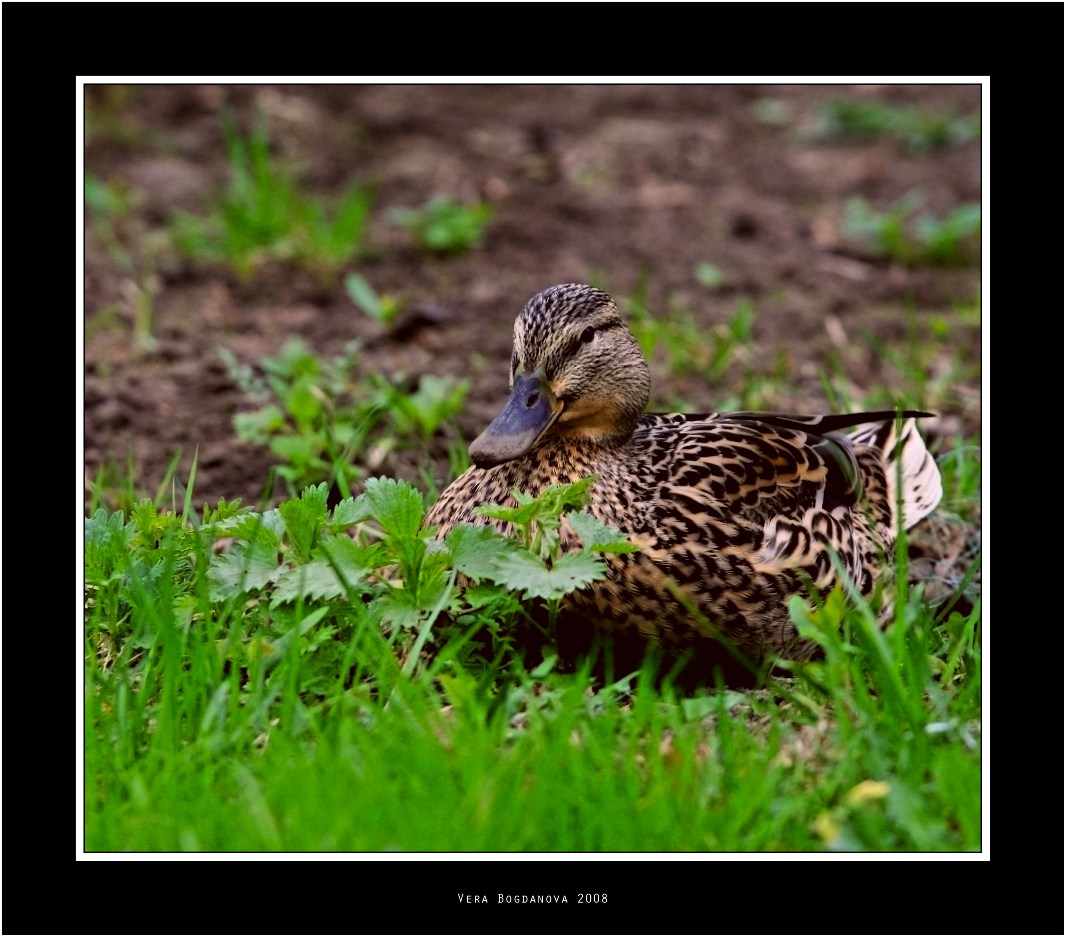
[83,83,981,550]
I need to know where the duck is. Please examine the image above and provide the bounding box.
[425,283,943,683]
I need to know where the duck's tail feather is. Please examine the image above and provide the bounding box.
[850,417,942,530]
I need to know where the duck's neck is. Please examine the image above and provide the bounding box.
[495,433,624,493]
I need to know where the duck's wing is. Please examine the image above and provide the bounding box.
[711,409,934,434]
[630,409,941,597]
[848,417,942,530]
[641,414,858,521]
[641,408,937,518]
[625,415,868,603]
[717,411,942,530]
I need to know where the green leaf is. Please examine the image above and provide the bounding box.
[394,375,468,437]
[317,534,385,582]
[279,484,330,561]
[209,509,285,547]
[476,498,541,528]
[85,509,134,579]
[284,376,324,430]
[270,434,319,467]
[566,511,640,554]
[445,523,523,580]
[208,536,284,600]
[233,405,286,442]
[344,273,385,322]
[694,262,723,288]
[374,587,428,632]
[271,559,366,604]
[476,477,596,529]
[360,477,425,538]
[330,496,363,530]
[493,550,606,602]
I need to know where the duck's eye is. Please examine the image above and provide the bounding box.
[580,326,596,344]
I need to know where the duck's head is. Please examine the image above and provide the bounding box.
[469,284,651,469]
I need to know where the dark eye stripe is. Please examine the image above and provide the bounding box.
[561,320,620,360]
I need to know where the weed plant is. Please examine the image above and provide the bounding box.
[170,115,373,278]
[85,174,161,349]
[812,99,980,153]
[844,194,980,266]
[220,339,468,501]
[391,196,494,256]
[343,272,402,327]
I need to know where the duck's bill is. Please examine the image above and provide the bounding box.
[468,373,562,468]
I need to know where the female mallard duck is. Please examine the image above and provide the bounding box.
[426,283,942,682]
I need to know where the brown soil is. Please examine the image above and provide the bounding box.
[83,83,981,549]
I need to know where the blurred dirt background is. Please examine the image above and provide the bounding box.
[82,83,981,531]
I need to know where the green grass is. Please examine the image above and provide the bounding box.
[609,272,790,411]
[856,299,980,417]
[84,466,982,852]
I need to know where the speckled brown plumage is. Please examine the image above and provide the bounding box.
[425,284,942,681]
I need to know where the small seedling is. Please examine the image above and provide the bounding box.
[222,339,378,498]
[694,262,724,288]
[813,99,980,152]
[369,372,469,441]
[221,339,468,499]
[86,174,132,224]
[170,114,373,278]
[85,174,159,348]
[344,273,402,327]
[844,194,980,266]
[390,196,493,256]
[913,203,982,265]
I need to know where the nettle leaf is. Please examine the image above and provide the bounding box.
[208,536,284,600]
[476,498,539,528]
[330,496,363,530]
[233,404,285,442]
[374,576,445,632]
[542,476,597,512]
[476,478,598,558]
[445,523,523,580]
[374,589,424,633]
[460,582,524,617]
[210,509,285,547]
[567,511,640,554]
[354,477,426,538]
[280,483,330,560]
[493,550,605,602]
[317,534,383,574]
[271,560,366,604]
[270,434,319,467]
